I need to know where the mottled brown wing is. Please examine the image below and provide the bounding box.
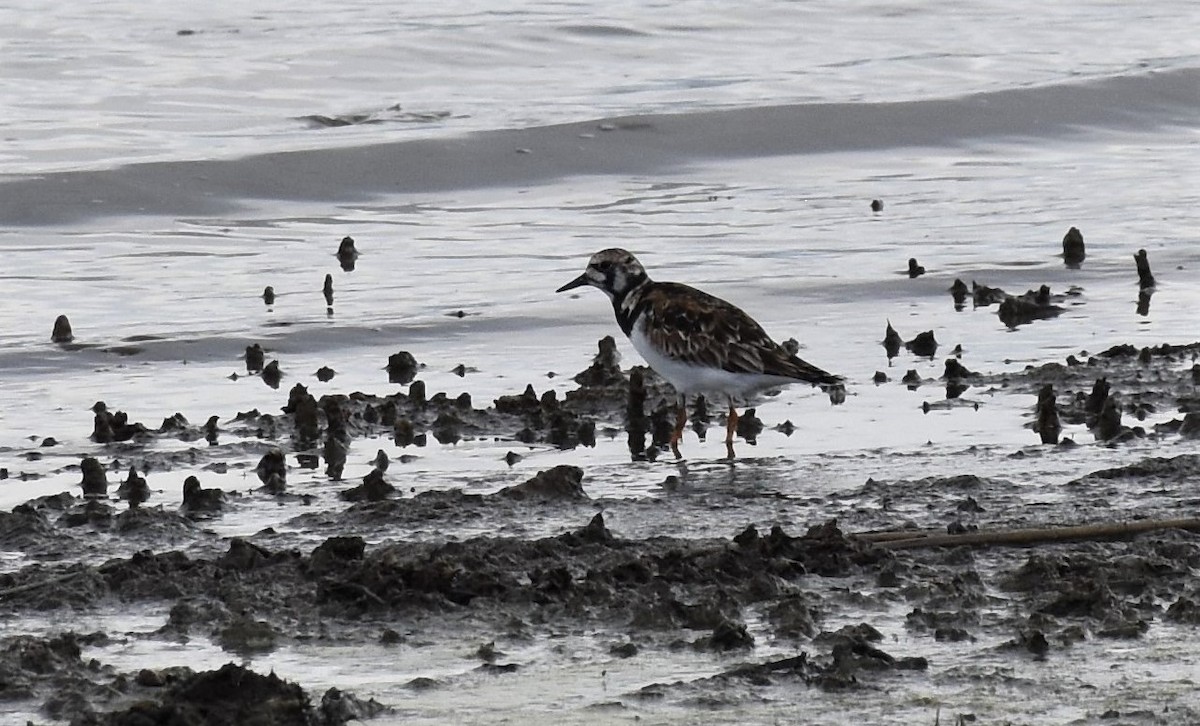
[640,283,841,385]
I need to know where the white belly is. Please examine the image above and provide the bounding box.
[628,324,796,402]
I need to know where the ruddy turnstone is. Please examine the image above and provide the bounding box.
[557,248,843,458]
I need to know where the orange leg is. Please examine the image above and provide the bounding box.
[725,402,739,459]
[670,395,688,459]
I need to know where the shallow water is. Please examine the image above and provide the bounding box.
[4,2,1200,724]
[5,1,1199,173]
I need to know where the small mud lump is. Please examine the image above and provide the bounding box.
[181,475,224,517]
[256,447,287,491]
[262,360,282,388]
[1034,384,1062,445]
[950,279,969,309]
[573,335,624,387]
[341,468,395,502]
[1062,226,1085,266]
[883,321,902,359]
[337,235,359,272]
[80,456,108,498]
[1134,249,1156,289]
[905,330,938,358]
[51,314,74,343]
[997,285,1063,328]
[245,343,265,373]
[498,465,587,501]
[118,465,150,508]
[387,351,420,384]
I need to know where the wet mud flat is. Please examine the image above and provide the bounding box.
[4,338,1200,724]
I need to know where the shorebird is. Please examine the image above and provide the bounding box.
[557,248,843,458]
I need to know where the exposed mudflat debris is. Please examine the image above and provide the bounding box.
[4,339,1200,722]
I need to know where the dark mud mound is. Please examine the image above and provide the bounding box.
[633,626,928,700]
[1071,453,1200,484]
[1000,534,1200,643]
[2,517,886,642]
[0,632,104,708]
[496,464,586,501]
[317,517,890,635]
[80,663,386,726]
[0,631,384,723]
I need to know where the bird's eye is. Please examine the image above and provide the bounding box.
[596,261,613,273]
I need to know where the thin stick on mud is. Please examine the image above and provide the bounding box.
[0,570,87,601]
[858,517,1200,551]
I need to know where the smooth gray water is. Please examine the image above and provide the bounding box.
[4,1,1200,172]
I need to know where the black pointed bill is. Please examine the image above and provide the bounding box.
[556,273,591,293]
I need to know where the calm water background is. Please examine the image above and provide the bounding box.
[3,1,1200,723]
[4,0,1199,171]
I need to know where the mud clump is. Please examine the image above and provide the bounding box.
[905,331,937,358]
[735,408,764,444]
[262,360,283,389]
[948,278,968,310]
[0,632,113,721]
[341,468,395,502]
[52,314,75,343]
[181,476,224,518]
[117,466,150,508]
[1134,248,1156,289]
[245,343,265,373]
[91,402,151,444]
[882,321,902,359]
[997,541,1200,644]
[337,235,359,272]
[573,335,624,387]
[256,447,287,494]
[942,358,977,398]
[88,662,383,726]
[1062,226,1086,266]
[971,281,1007,307]
[1033,383,1062,444]
[498,465,587,501]
[997,285,1064,328]
[387,351,420,384]
[309,536,367,576]
[80,457,108,498]
[1092,396,1130,442]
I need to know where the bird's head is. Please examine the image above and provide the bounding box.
[556,248,648,300]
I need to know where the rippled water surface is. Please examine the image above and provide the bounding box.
[4,0,1200,170]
